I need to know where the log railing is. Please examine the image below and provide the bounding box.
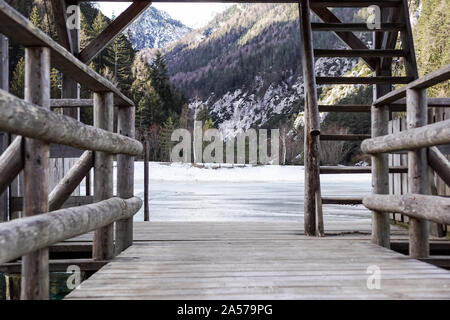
[362,64,450,258]
[0,1,143,299]
[0,197,142,264]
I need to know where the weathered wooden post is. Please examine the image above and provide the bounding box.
[299,0,322,236]
[61,0,80,120]
[21,47,51,300]
[50,0,81,199]
[116,106,136,253]
[93,92,114,260]
[370,102,390,248]
[144,139,149,222]
[407,88,429,258]
[371,9,391,248]
[0,33,8,222]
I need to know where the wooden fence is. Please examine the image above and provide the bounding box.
[0,2,143,299]
[388,109,449,236]
[362,64,450,258]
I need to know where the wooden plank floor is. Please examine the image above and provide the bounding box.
[65,221,450,299]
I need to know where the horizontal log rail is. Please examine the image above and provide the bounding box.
[363,194,450,225]
[0,89,143,156]
[0,1,133,107]
[0,196,142,264]
[373,64,450,106]
[361,119,450,154]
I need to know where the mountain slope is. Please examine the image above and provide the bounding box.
[127,7,192,50]
[136,4,367,136]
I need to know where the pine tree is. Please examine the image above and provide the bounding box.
[196,105,214,128]
[29,6,42,29]
[80,12,93,50]
[159,116,176,161]
[91,12,109,68]
[132,54,166,132]
[91,11,108,38]
[11,57,25,99]
[50,68,60,99]
[150,51,171,103]
[203,119,214,131]
[149,51,186,116]
[179,104,191,129]
[137,86,163,129]
[105,33,134,93]
[414,0,449,97]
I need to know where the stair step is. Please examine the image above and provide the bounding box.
[391,97,450,109]
[311,23,404,32]
[310,0,402,8]
[320,134,370,141]
[314,49,406,58]
[320,166,408,174]
[321,197,363,205]
[50,99,93,108]
[319,104,371,112]
[316,77,413,85]
[319,98,450,113]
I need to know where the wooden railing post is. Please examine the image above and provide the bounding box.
[61,0,79,119]
[144,140,149,222]
[116,106,136,253]
[0,33,8,222]
[371,11,391,248]
[299,0,322,236]
[371,103,390,248]
[21,47,51,300]
[407,88,429,258]
[93,92,114,260]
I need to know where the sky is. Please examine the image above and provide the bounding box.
[94,2,233,29]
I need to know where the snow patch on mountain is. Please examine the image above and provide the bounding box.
[189,57,358,138]
[127,7,192,50]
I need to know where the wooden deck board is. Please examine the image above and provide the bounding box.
[65,220,439,242]
[65,221,450,299]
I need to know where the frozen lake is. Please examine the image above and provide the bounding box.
[126,162,372,222]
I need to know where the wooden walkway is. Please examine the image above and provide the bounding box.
[65,220,450,299]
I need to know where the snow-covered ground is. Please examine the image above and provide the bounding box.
[117,162,372,222]
[131,161,372,183]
